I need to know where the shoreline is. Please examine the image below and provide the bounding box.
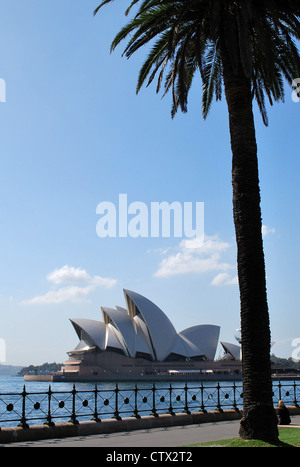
[23,373,300,383]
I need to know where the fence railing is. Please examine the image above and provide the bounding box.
[0,380,299,429]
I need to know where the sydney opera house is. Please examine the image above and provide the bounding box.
[55,289,242,381]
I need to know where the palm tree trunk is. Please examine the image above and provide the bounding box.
[222,59,279,443]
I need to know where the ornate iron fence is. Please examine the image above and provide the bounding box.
[0,380,299,429]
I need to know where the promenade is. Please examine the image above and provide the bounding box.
[2,415,300,447]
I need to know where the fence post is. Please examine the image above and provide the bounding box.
[183,383,191,414]
[69,384,79,425]
[217,382,223,413]
[293,381,299,408]
[200,382,207,413]
[18,385,29,429]
[113,383,121,420]
[232,381,240,412]
[133,384,140,419]
[151,383,158,417]
[44,385,55,427]
[168,383,175,415]
[92,385,101,422]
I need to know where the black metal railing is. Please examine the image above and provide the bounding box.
[0,380,299,429]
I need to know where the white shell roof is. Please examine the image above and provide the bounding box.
[179,325,220,361]
[106,324,128,354]
[124,289,178,361]
[172,334,205,359]
[220,341,241,360]
[133,314,155,359]
[70,290,222,362]
[101,306,137,358]
[70,318,107,351]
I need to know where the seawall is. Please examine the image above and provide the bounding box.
[23,374,300,383]
[1,406,300,445]
[24,373,243,383]
[0,409,241,444]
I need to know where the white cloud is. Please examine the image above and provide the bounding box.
[154,234,235,280]
[262,225,275,237]
[23,265,117,305]
[26,285,94,305]
[47,265,91,284]
[180,235,229,252]
[211,272,238,287]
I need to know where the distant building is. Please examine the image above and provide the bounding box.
[220,342,242,361]
[58,289,242,381]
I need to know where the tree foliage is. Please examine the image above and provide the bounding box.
[95,0,300,124]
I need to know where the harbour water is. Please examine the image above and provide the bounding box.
[0,374,242,393]
[0,374,245,398]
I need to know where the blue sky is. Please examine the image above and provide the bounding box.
[0,1,299,366]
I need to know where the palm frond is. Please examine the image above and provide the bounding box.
[202,41,222,119]
[136,31,170,92]
[95,0,300,124]
[252,76,269,126]
[94,0,115,16]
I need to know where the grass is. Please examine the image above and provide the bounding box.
[188,428,300,447]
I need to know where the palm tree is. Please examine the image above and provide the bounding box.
[94,0,300,442]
